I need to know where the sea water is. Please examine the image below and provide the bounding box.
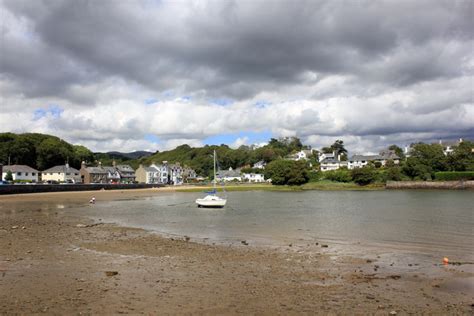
[77,190,474,261]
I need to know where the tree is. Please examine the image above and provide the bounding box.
[264,159,309,185]
[4,170,13,181]
[36,138,74,170]
[447,141,474,171]
[351,166,376,185]
[401,143,447,179]
[388,144,405,160]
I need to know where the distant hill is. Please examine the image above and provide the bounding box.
[106,151,154,160]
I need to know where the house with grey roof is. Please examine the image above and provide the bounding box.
[113,162,136,183]
[2,165,39,182]
[135,165,161,184]
[216,167,242,182]
[42,163,81,183]
[80,162,108,184]
[103,166,121,183]
[348,150,400,169]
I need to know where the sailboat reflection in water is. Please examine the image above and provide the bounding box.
[195,150,227,208]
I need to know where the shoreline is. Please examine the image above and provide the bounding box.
[1,190,473,314]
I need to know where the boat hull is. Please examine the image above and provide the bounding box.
[195,198,227,208]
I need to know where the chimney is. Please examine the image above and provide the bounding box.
[98,161,102,167]
[81,161,86,169]
[338,154,341,161]
[459,138,463,143]
[65,162,69,168]
[112,160,116,167]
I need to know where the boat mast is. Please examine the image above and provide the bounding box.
[213,150,217,190]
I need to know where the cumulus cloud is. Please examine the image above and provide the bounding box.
[0,0,472,153]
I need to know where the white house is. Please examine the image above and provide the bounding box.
[216,167,242,182]
[288,149,313,161]
[438,139,464,156]
[41,163,81,183]
[320,157,348,172]
[135,165,161,184]
[2,165,39,182]
[242,173,265,182]
[348,150,400,169]
[253,160,267,169]
[103,166,121,183]
[149,161,184,185]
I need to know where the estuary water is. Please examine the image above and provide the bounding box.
[79,190,473,260]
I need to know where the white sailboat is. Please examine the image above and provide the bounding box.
[195,150,227,208]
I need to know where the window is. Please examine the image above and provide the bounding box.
[17,172,21,176]
[66,173,70,175]
[32,172,36,176]
[25,172,29,176]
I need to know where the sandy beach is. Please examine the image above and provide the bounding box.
[0,188,472,314]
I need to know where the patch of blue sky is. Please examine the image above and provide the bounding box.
[162,90,174,98]
[144,98,158,105]
[254,100,271,108]
[204,130,272,146]
[33,105,63,120]
[210,98,234,106]
[181,96,191,101]
[144,134,160,144]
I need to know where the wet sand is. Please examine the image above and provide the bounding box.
[0,189,473,314]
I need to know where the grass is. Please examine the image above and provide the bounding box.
[176,181,385,193]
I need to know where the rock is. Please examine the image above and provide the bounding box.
[105,271,119,277]
[21,226,26,229]
[11,226,18,229]
[184,236,190,242]
[241,240,248,246]
[76,224,87,228]
[366,259,373,263]
[288,244,292,247]
[321,244,328,248]
[366,294,375,300]
[389,275,401,280]
[389,311,397,315]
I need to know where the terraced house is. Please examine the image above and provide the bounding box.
[42,163,81,183]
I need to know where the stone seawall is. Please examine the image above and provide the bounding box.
[0,183,164,195]
[386,180,474,190]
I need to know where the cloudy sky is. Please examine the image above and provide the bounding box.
[0,0,472,154]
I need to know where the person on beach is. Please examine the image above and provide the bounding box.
[89,197,96,204]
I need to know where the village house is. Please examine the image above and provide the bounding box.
[242,172,265,182]
[147,161,185,185]
[319,152,348,172]
[41,163,81,183]
[182,167,197,183]
[438,139,464,155]
[80,161,108,184]
[103,166,121,183]
[168,163,184,185]
[113,161,136,183]
[2,165,39,182]
[288,149,314,161]
[348,150,400,169]
[253,160,267,169]
[135,165,161,184]
[216,167,242,182]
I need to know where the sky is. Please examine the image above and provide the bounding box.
[0,0,472,154]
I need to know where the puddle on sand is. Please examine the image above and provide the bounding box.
[437,277,474,294]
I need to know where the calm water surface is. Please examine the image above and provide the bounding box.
[79,190,473,259]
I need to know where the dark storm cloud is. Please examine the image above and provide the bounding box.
[2,0,471,101]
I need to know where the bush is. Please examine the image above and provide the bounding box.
[308,171,322,182]
[351,166,376,185]
[264,159,309,185]
[434,171,474,181]
[323,168,352,183]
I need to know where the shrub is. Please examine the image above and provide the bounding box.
[264,159,309,185]
[323,168,352,183]
[308,171,322,182]
[351,166,376,185]
[434,171,474,181]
